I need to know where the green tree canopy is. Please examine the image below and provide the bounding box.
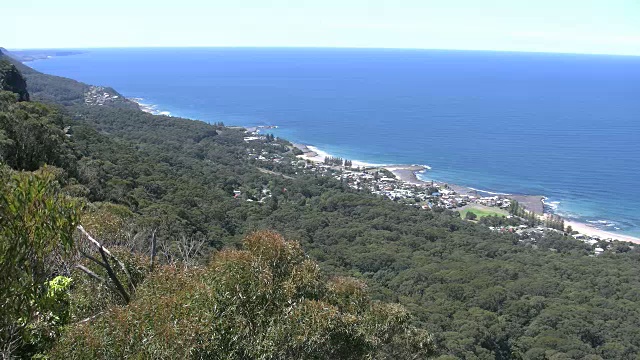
[0,91,77,173]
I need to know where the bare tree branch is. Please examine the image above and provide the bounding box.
[150,229,157,271]
[75,264,119,295]
[76,226,133,303]
[79,250,109,271]
[77,225,134,285]
[98,247,130,303]
[177,234,206,269]
[77,311,104,325]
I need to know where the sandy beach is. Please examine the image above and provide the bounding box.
[294,144,380,168]
[565,220,640,244]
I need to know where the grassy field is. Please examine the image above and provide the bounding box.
[458,204,509,219]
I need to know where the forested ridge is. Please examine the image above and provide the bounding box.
[2,50,640,359]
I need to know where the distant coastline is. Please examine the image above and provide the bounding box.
[7,49,85,63]
[26,48,640,239]
[120,93,640,245]
[120,93,640,244]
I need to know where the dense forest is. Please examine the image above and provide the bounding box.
[2,50,640,359]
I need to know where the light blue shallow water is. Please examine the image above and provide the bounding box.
[28,48,640,236]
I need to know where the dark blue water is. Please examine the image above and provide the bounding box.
[28,48,640,236]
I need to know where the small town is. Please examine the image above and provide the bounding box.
[243,130,627,257]
[84,86,123,106]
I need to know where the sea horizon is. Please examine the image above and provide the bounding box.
[26,47,640,237]
[15,46,640,59]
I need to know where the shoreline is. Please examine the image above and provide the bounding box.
[294,142,640,244]
[388,165,546,216]
[293,143,381,168]
[564,220,640,244]
[116,100,640,245]
[129,97,172,116]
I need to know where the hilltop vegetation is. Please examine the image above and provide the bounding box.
[2,50,640,359]
[52,231,434,359]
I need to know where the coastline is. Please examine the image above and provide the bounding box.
[389,166,545,215]
[564,220,640,245]
[129,97,172,116]
[115,100,640,244]
[293,143,380,168]
[295,142,640,244]
[295,142,545,213]
[24,49,640,246]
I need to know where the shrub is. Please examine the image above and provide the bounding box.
[0,168,79,357]
[51,231,435,359]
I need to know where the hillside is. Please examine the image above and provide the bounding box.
[0,48,137,108]
[2,53,640,359]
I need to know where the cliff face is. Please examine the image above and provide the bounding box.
[0,59,30,101]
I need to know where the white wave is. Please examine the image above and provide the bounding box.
[544,202,560,211]
[586,220,618,229]
[541,197,561,213]
[466,187,512,196]
[129,97,172,116]
[588,220,613,224]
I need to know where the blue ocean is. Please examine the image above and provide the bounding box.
[28,48,640,236]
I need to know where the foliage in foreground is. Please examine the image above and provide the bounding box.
[0,168,79,357]
[51,231,434,359]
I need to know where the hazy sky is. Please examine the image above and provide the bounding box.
[4,0,640,55]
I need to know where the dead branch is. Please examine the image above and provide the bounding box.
[75,264,120,296]
[76,226,133,303]
[98,247,130,303]
[150,229,157,271]
[79,250,109,271]
[77,311,104,324]
[77,226,134,281]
